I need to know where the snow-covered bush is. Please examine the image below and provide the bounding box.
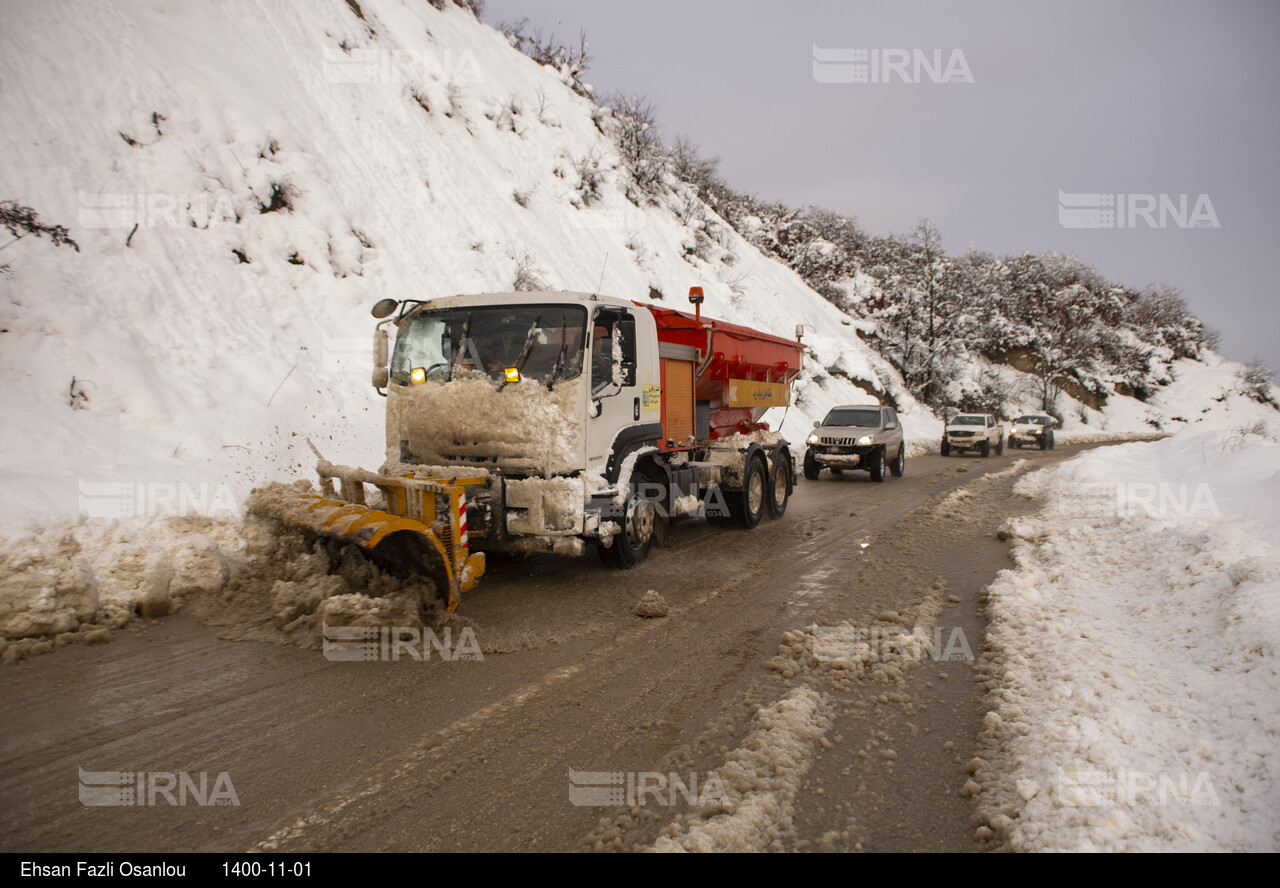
[571,151,605,207]
[0,200,80,275]
[1239,359,1277,406]
[498,17,590,97]
[602,94,668,204]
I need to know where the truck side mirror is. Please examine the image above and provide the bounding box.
[372,328,389,389]
[615,316,637,387]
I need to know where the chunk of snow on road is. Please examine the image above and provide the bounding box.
[633,590,668,618]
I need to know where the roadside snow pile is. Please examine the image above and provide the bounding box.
[974,425,1280,851]
[0,509,450,662]
[651,686,832,853]
[0,514,245,661]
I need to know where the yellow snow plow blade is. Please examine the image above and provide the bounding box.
[247,462,486,612]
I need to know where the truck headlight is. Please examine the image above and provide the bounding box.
[858,435,873,446]
[807,433,820,445]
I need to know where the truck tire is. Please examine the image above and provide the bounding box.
[599,480,655,569]
[981,439,991,458]
[868,448,885,482]
[729,452,767,528]
[768,453,791,518]
[941,439,950,457]
[803,450,820,480]
[996,437,1004,456]
[1040,434,1048,451]
[889,444,905,478]
[1049,432,1056,450]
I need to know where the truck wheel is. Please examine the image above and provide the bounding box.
[768,453,791,518]
[867,448,885,482]
[889,444,905,478]
[941,439,951,457]
[599,482,655,568]
[803,450,820,481]
[729,453,767,528]
[1040,434,1048,451]
[996,437,1004,456]
[981,440,991,458]
[1049,433,1056,450]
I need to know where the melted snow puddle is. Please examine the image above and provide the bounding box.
[787,567,834,608]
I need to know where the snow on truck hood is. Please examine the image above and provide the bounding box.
[387,374,585,476]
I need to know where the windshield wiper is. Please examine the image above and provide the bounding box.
[448,312,473,382]
[498,316,541,392]
[545,321,573,391]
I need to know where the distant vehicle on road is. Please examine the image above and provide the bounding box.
[941,413,1004,457]
[1009,414,1057,450]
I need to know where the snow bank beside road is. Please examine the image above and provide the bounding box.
[975,425,1280,851]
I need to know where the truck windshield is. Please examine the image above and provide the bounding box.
[952,416,985,425]
[1015,416,1049,426]
[391,305,587,386]
[824,408,881,428]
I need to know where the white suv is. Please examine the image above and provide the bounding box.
[941,413,1004,457]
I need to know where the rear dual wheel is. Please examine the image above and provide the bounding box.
[768,453,791,518]
[728,452,768,528]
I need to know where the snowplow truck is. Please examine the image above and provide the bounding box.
[258,288,803,612]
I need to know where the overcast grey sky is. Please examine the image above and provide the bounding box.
[483,0,1280,376]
